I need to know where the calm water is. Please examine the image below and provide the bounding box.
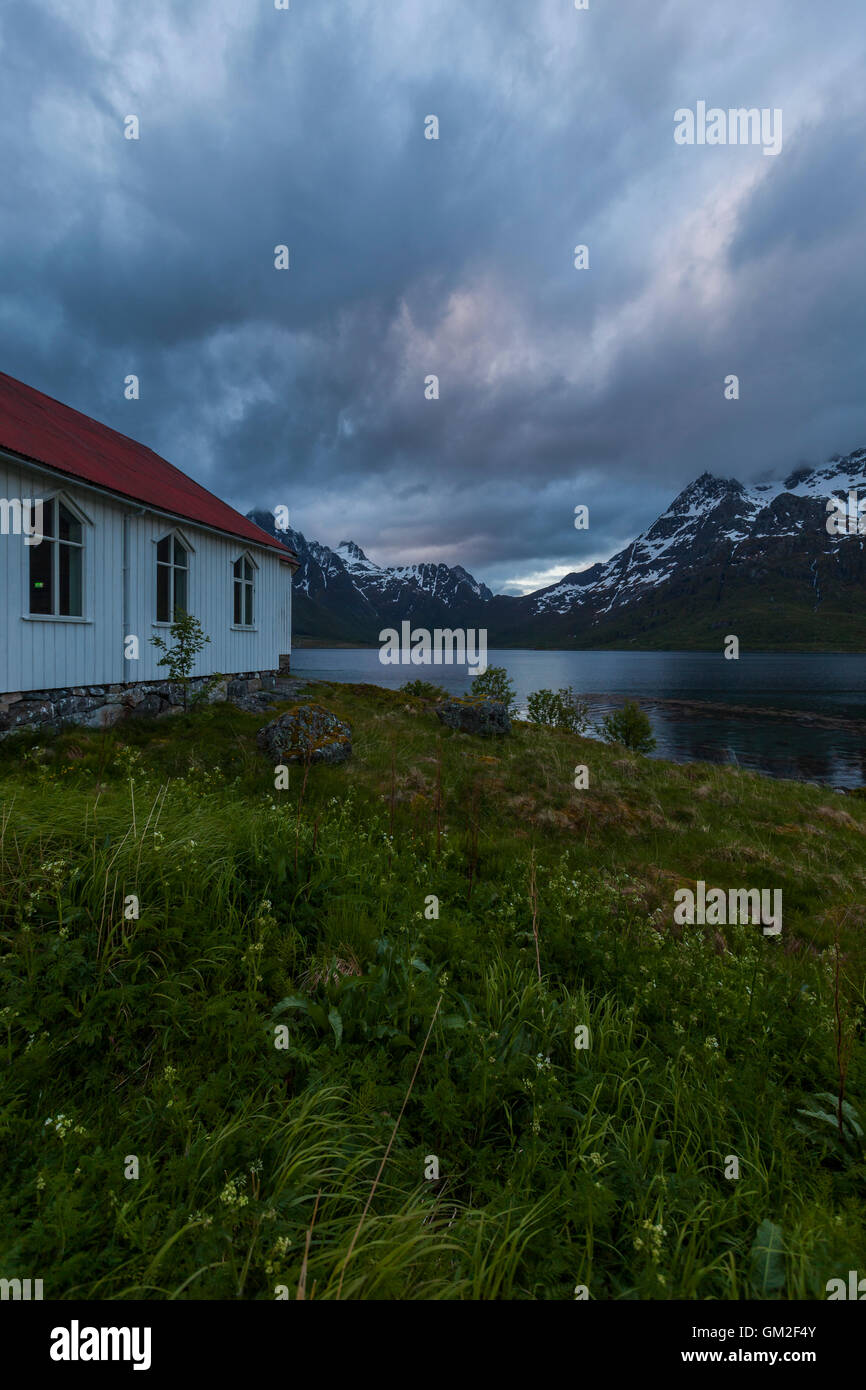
[292,648,866,789]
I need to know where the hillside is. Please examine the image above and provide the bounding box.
[0,683,863,1299]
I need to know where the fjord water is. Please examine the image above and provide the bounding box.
[292,648,866,789]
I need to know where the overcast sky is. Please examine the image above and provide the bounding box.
[1,0,864,594]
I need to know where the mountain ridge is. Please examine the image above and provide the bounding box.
[248,446,866,650]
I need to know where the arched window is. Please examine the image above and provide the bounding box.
[29,495,86,617]
[233,554,255,626]
[156,533,190,622]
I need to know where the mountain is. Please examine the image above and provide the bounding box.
[246,512,492,644]
[248,445,866,650]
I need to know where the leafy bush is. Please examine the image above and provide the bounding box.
[400,679,447,700]
[526,687,590,733]
[469,665,517,714]
[599,700,656,753]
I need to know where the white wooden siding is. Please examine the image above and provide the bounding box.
[0,457,292,693]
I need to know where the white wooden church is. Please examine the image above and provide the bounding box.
[0,371,297,721]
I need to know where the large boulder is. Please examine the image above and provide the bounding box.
[256,703,352,765]
[435,697,511,737]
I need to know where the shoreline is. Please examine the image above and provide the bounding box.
[293,671,866,736]
[292,639,866,656]
[582,693,866,737]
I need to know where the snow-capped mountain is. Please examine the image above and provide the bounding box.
[524,448,866,624]
[335,539,492,606]
[246,513,493,643]
[248,446,866,650]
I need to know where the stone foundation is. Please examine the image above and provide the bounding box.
[0,671,284,738]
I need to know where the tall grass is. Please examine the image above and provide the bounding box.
[0,688,863,1299]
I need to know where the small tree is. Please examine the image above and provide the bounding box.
[599,700,656,754]
[469,665,517,715]
[526,686,590,733]
[150,611,212,712]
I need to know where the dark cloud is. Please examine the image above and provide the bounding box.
[1,0,864,594]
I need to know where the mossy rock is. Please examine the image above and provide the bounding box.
[256,703,353,765]
[435,698,511,737]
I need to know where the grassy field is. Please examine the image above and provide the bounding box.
[0,680,864,1300]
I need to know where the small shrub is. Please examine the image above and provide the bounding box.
[599,700,656,754]
[400,679,447,701]
[150,610,213,712]
[469,665,517,715]
[526,687,590,733]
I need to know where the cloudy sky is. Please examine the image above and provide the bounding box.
[1,1,864,594]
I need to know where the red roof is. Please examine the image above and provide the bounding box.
[0,371,296,560]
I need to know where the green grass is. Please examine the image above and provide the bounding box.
[0,681,864,1299]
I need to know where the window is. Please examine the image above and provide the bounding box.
[156,534,189,622]
[233,555,255,626]
[29,498,84,616]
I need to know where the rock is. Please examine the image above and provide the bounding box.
[0,671,290,738]
[232,690,280,713]
[134,694,164,718]
[153,681,185,705]
[273,678,312,701]
[54,695,88,720]
[81,704,126,730]
[7,699,55,730]
[435,697,511,737]
[256,703,352,765]
[120,685,150,707]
